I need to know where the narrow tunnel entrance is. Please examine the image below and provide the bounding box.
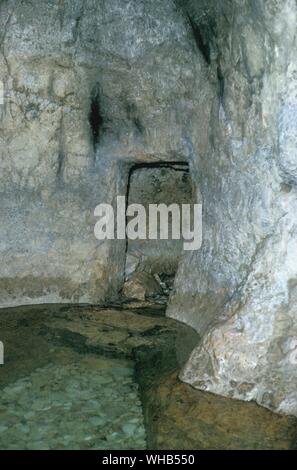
[122,162,195,307]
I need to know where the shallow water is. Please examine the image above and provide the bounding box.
[1,304,295,450]
[0,350,146,450]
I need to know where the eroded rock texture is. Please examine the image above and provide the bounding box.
[1,0,297,418]
[0,0,206,306]
[168,0,297,417]
[143,372,297,450]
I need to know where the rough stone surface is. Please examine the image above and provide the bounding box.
[1,0,297,419]
[1,304,296,450]
[0,304,198,449]
[0,356,146,450]
[122,272,162,302]
[144,372,297,450]
[167,0,297,418]
[0,0,205,307]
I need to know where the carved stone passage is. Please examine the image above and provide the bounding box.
[0,0,297,419]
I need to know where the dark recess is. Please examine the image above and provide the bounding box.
[56,152,65,178]
[89,89,103,148]
[123,161,191,279]
[217,65,225,102]
[187,14,211,65]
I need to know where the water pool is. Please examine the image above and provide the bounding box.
[0,349,146,450]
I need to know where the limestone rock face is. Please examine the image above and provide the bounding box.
[0,0,209,306]
[167,0,297,417]
[1,0,297,419]
[144,372,297,450]
[122,272,162,302]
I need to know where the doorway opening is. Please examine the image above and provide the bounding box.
[122,162,195,307]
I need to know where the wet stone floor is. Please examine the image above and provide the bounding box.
[1,303,187,450]
[0,345,146,450]
[0,306,162,450]
[1,304,297,450]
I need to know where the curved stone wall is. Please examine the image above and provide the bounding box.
[1,0,297,418]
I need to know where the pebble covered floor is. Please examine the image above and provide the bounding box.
[0,353,146,450]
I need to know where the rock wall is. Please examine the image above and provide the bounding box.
[168,0,297,417]
[0,0,207,306]
[1,0,297,418]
